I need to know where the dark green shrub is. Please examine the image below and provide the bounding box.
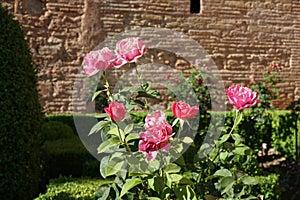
[41,137,99,179]
[0,3,43,200]
[46,114,78,134]
[41,121,74,142]
[35,177,105,200]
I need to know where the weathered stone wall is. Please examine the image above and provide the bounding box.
[2,0,300,113]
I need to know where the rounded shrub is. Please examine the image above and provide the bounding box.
[40,121,74,142]
[0,3,43,200]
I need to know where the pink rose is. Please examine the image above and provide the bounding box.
[226,85,259,110]
[83,47,117,76]
[114,37,146,68]
[144,111,172,134]
[270,64,283,70]
[172,101,199,120]
[139,110,173,161]
[165,73,171,79]
[173,78,180,83]
[104,101,126,122]
[139,127,172,161]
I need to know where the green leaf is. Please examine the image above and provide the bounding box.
[164,163,181,173]
[212,169,232,177]
[232,133,243,143]
[105,153,126,177]
[161,187,172,199]
[174,185,197,200]
[219,134,230,144]
[219,151,228,162]
[100,156,109,178]
[94,113,109,118]
[111,183,120,199]
[97,140,119,154]
[198,143,211,156]
[107,127,119,136]
[88,120,110,136]
[165,173,172,188]
[179,178,194,185]
[108,127,125,141]
[175,156,186,166]
[240,176,259,185]
[147,178,155,191]
[125,133,140,142]
[234,145,250,156]
[148,176,165,192]
[170,174,183,182]
[105,161,124,177]
[124,123,134,135]
[97,186,110,200]
[147,198,161,200]
[92,89,105,101]
[182,136,194,144]
[120,178,142,198]
[220,177,235,195]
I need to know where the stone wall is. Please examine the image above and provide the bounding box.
[2,0,300,113]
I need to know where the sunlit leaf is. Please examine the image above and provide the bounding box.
[97,140,119,154]
[240,176,259,185]
[182,136,194,144]
[124,123,134,135]
[120,178,142,198]
[92,89,106,101]
[169,174,183,182]
[88,120,110,136]
[164,163,181,174]
[212,168,232,177]
[125,133,140,142]
[220,177,235,195]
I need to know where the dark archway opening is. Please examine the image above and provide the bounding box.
[190,0,201,13]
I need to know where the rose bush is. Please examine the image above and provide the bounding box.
[82,37,270,199]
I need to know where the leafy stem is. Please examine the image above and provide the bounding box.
[115,123,131,152]
[103,71,114,102]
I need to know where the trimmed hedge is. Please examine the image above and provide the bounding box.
[40,121,99,183]
[35,177,106,200]
[0,3,43,200]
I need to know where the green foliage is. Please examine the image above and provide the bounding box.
[0,3,43,200]
[40,121,74,142]
[272,111,300,160]
[253,174,280,200]
[35,177,105,200]
[46,114,79,134]
[41,137,99,180]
